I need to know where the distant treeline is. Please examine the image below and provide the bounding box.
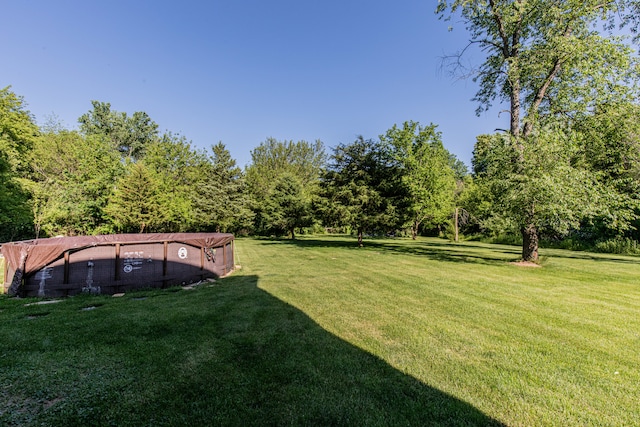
[2,86,640,256]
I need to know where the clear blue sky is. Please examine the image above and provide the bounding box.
[2,0,506,168]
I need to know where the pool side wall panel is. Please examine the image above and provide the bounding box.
[20,239,233,297]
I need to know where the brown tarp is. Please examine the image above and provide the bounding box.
[1,233,235,295]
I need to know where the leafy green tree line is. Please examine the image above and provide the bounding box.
[0,88,464,244]
[1,95,252,240]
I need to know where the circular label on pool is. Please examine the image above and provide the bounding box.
[178,247,188,259]
[123,264,133,273]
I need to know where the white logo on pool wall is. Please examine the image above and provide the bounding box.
[36,267,52,297]
[123,250,144,273]
[178,247,188,259]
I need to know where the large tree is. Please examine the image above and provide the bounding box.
[472,127,601,248]
[30,130,123,236]
[246,138,325,190]
[78,101,159,161]
[193,142,253,233]
[105,161,162,233]
[437,0,639,261]
[246,138,325,235]
[262,173,314,239]
[142,133,206,232]
[381,121,456,239]
[321,136,403,246]
[0,87,38,241]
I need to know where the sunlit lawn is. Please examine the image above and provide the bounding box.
[1,236,639,426]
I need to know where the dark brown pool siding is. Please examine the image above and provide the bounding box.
[1,233,235,297]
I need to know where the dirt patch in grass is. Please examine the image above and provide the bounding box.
[510,260,541,268]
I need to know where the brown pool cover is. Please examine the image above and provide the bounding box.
[1,233,235,297]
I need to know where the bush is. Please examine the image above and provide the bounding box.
[542,237,589,252]
[593,238,640,255]
[483,233,522,246]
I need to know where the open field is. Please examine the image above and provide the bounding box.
[1,236,639,426]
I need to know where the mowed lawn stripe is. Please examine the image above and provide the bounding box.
[237,236,640,426]
[1,236,638,426]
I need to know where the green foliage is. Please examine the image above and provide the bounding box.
[0,86,39,171]
[477,129,601,236]
[30,131,123,236]
[0,155,33,242]
[78,100,159,161]
[619,1,640,43]
[593,237,640,254]
[572,102,640,240]
[380,121,456,239]
[437,0,640,260]
[246,137,325,192]
[105,162,162,233]
[445,146,519,240]
[437,1,637,133]
[139,133,206,232]
[0,86,38,241]
[261,173,313,238]
[448,152,468,181]
[246,138,325,235]
[193,142,253,233]
[469,102,640,250]
[321,136,403,245]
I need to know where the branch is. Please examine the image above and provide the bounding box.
[489,0,512,58]
[510,0,524,57]
[438,41,479,80]
[523,25,573,137]
[475,38,506,52]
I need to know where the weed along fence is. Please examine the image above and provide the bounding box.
[0,233,235,297]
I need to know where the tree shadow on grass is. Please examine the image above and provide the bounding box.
[143,275,505,426]
[257,236,521,266]
[12,274,505,426]
[261,236,640,266]
[538,248,640,264]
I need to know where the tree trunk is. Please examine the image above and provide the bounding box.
[454,207,459,243]
[357,228,364,247]
[510,77,521,137]
[521,224,539,262]
[7,249,28,296]
[290,227,295,240]
[411,220,419,240]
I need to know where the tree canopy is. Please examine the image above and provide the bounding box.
[193,142,253,233]
[437,0,640,261]
[381,121,456,239]
[31,130,123,236]
[0,87,39,240]
[321,136,404,246]
[245,138,325,236]
[78,100,159,161]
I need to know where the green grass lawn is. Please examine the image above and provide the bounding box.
[1,236,639,426]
